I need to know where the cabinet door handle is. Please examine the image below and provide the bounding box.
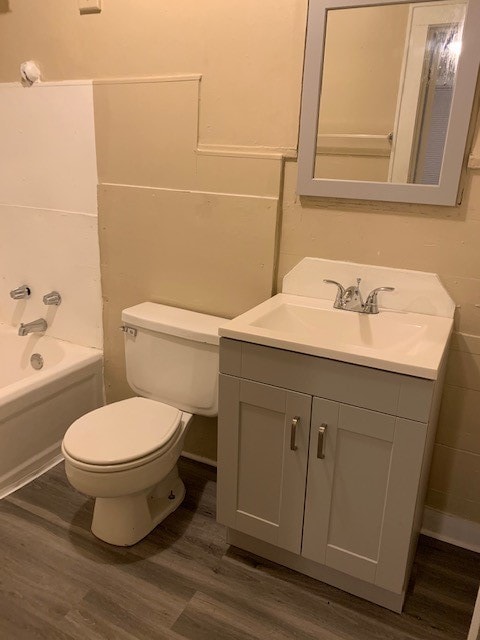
[317,423,327,459]
[290,416,300,451]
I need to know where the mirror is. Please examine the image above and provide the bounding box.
[297,0,480,205]
[316,2,465,185]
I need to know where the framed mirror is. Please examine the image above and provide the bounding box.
[297,0,480,205]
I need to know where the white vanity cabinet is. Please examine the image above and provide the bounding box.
[302,398,427,594]
[217,338,444,612]
[218,376,311,555]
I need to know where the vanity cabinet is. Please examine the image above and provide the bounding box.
[218,376,311,554]
[217,338,443,611]
[302,398,426,594]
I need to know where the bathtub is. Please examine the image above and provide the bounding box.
[0,323,103,498]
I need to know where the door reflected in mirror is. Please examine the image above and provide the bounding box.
[315,1,466,184]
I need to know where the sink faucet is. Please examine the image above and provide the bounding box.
[323,278,394,314]
[18,318,47,336]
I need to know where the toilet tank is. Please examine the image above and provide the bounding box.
[121,302,226,417]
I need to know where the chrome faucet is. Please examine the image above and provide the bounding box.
[364,287,396,314]
[43,291,62,306]
[18,318,47,336]
[10,285,31,300]
[324,278,394,314]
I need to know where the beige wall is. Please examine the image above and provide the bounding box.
[92,77,281,414]
[1,0,479,524]
[315,4,409,181]
[0,0,305,149]
[318,4,409,136]
[314,154,391,182]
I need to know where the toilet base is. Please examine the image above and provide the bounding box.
[91,466,186,546]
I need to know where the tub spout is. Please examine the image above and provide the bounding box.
[18,318,47,336]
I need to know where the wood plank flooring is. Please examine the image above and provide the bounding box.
[0,458,478,639]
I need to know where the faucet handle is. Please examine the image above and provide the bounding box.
[367,286,395,296]
[323,279,345,292]
[365,287,395,314]
[43,291,62,306]
[10,285,31,300]
[323,279,346,307]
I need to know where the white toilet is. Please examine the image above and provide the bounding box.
[62,302,225,546]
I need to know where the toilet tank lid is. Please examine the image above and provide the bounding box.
[122,302,226,345]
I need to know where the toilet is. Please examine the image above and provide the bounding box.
[62,302,225,546]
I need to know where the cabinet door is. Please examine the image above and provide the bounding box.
[217,375,311,554]
[302,398,427,592]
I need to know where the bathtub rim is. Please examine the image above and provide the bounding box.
[0,352,104,499]
[0,322,103,411]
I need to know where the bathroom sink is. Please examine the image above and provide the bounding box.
[250,301,425,349]
[219,293,453,379]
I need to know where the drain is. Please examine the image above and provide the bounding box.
[30,353,44,370]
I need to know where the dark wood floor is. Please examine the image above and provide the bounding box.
[0,459,478,640]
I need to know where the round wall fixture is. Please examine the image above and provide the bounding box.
[30,353,44,370]
[20,60,42,86]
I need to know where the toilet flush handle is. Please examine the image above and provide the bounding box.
[120,325,137,337]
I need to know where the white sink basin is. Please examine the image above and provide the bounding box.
[251,302,426,350]
[219,293,453,379]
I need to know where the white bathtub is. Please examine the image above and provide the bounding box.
[0,323,103,498]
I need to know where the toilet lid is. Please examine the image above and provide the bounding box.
[63,397,182,465]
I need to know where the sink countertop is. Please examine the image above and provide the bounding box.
[219,293,453,380]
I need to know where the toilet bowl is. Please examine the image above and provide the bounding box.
[62,302,224,546]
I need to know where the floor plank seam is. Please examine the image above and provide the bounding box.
[0,459,477,640]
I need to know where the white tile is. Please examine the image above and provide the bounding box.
[0,81,97,214]
[0,204,102,348]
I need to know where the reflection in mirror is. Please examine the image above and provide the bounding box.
[315,1,466,184]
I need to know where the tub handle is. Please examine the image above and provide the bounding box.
[43,291,62,306]
[10,285,31,300]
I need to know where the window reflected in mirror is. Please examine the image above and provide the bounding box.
[315,1,466,184]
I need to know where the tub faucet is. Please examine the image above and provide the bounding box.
[43,291,62,306]
[18,318,47,336]
[10,285,31,300]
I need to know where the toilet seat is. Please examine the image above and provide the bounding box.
[63,397,182,468]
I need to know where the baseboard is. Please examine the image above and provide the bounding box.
[421,507,480,553]
[181,451,217,468]
[0,453,64,500]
